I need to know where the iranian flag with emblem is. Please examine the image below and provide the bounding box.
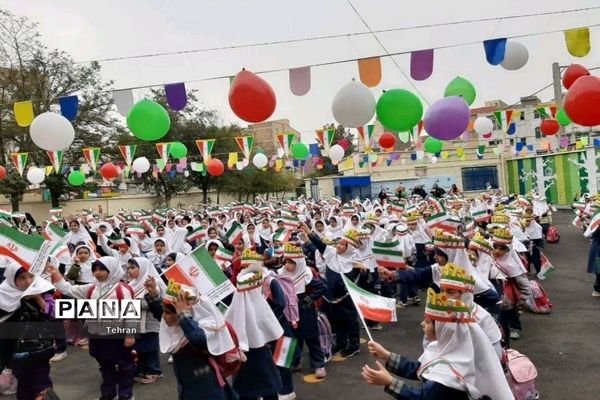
[164,246,235,304]
[342,275,397,322]
[0,225,52,275]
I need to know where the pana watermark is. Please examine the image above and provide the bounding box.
[55,299,142,319]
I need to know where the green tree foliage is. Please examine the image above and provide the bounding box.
[0,170,27,210]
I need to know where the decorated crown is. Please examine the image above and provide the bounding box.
[492,227,513,244]
[283,243,304,259]
[495,203,505,212]
[440,263,476,293]
[341,229,362,247]
[241,248,263,267]
[432,229,464,249]
[363,213,380,225]
[490,214,510,226]
[522,211,535,221]
[164,279,198,304]
[404,211,421,223]
[236,263,263,291]
[468,232,492,254]
[424,288,474,323]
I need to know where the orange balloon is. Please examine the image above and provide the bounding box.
[100,162,119,180]
[207,158,224,177]
[228,69,276,123]
[0,166,6,180]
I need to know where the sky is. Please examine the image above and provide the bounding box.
[1,0,599,143]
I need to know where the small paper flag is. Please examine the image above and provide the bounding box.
[357,57,382,87]
[59,95,79,121]
[410,49,434,81]
[289,66,311,96]
[483,38,507,65]
[564,27,591,57]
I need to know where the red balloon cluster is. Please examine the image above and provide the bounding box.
[379,132,396,149]
[228,69,276,123]
[562,64,590,90]
[207,158,225,177]
[0,166,6,180]
[563,75,600,127]
[540,119,560,136]
[100,162,119,180]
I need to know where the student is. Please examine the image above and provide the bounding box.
[522,212,544,274]
[97,231,136,270]
[127,258,166,384]
[0,262,56,400]
[146,238,169,272]
[279,248,327,379]
[66,244,97,284]
[50,257,137,400]
[144,277,236,400]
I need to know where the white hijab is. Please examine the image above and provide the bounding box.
[0,262,55,313]
[91,257,125,299]
[495,245,526,278]
[278,258,312,294]
[323,242,361,274]
[159,296,236,356]
[66,222,93,247]
[443,248,494,294]
[71,244,97,283]
[127,257,166,298]
[168,227,192,254]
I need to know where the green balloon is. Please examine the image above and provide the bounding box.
[127,100,171,141]
[68,171,85,186]
[556,108,572,126]
[444,76,476,106]
[376,89,423,132]
[291,142,309,160]
[424,137,443,154]
[169,142,188,159]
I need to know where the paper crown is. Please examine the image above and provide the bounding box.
[424,288,474,323]
[363,213,380,225]
[490,214,510,226]
[236,263,263,291]
[440,263,476,293]
[241,248,263,267]
[164,279,198,304]
[495,203,505,212]
[404,211,421,223]
[283,243,304,259]
[522,212,535,221]
[432,229,464,249]
[468,232,492,254]
[341,229,362,247]
[492,227,513,244]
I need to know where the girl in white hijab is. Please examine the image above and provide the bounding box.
[66,219,94,249]
[65,244,97,284]
[146,238,169,272]
[243,222,261,251]
[168,227,192,255]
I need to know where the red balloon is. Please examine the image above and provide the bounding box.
[379,132,396,149]
[228,69,276,123]
[207,158,224,177]
[563,75,600,127]
[338,138,350,151]
[562,64,590,90]
[0,166,6,180]
[100,162,119,180]
[540,119,560,136]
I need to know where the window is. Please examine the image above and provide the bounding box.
[520,112,526,121]
[533,110,541,119]
[520,137,527,144]
[461,166,498,191]
[535,127,542,139]
[509,139,515,146]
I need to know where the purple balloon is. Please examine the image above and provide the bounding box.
[423,96,470,140]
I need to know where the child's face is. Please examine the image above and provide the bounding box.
[155,241,165,253]
[127,264,140,280]
[336,241,348,254]
[15,271,34,291]
[165,257,176,267]
[163,309,178,327]
[492,245,507,259]
[421,318,436,341]
[208,244,218,257]
[93,268,109,282]
[77,248,90,263]
[442,289,462,300]
[284,260,297,273]
[433,253,447,266]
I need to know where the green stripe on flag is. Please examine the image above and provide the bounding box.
[0,225,45,251]
[372,248,404,257]
[343,274,379,297]
[285,339,297,368]
[372,240,399,248]
[191,247,229,286]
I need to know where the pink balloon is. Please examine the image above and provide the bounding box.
[338,138,350,150]
[423,96,470,141]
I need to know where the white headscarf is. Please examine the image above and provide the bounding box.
[127,257,166,298]
[168,227,192,254]
[91,257,125,299]
[323,242,361,274]
[443,248,494,294]
[159,296,236,356]
[495,245,526,278]
[66,221,93,247]
[243,226,261,249]
[0,262,55,313]
[91,222,113,237]
[71,244,97,283]
[257,221,274,242]
[278,257,312,294]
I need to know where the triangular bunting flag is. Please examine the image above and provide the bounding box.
[82,148,101,171]
[156,143,172,163]
[235,136,254,160]
[195,139,215,161]
[46,151,64,173]
[119,145,137,166]
[10,153,28,176]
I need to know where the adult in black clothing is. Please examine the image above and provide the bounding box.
[378,189,388,205]
[430,184,445,198]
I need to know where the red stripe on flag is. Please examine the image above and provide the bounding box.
[358,304,394,322]
[0,247,32,269]
[164,264,194,286]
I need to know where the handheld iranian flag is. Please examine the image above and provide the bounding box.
[273,336,298,368]
[272,228,291,244]
[537,254,554,280]
[426,210,449,230]
[225,222,243,244]
[471,210,490,223]
[281,216,299,230]
[214,247,234,263]
[126,224,145,235]
[187,226,206,242]
[163,247,235,304]
[44,223,68,242]
[342,274,397,323]
[372,240,406,269]
[0,225,52,275]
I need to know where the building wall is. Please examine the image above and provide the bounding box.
[245,119,301,156]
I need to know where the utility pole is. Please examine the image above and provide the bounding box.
[552,62,565,141]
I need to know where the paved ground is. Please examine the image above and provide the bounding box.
[4,211,598,399]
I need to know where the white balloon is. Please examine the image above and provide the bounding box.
[252,153,268,168]
[430,156,438,164]
[501,41,529,71]
[328,144,345,162]
[331,80,375,128]
[473,117,494,135]
[29,112,75,151]
[132,157,150,173]
[27,167,45,184]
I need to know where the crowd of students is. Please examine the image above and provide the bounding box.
[0,189,557,400]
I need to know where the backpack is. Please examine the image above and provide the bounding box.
[86,282,134,300]
[527,280,552,314]
[546,226,560,243]
[209,322,244,380]
[505,349,539,400]
[263,275,300,324]
[317,311,334,362]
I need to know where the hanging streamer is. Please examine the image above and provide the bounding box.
[235,136,255,160]
[47,150,64,173]
[357,57,382,87]
[227,152,238,169]
[276,133,296,158]
[195,139,216,161]
[483,38,507,65]
[10,153,28,176]
[564,27,591,57]
[164,82,187,111]
[59,95,79,121]
[82,148,100,172]
[315,129,335,153]
[156,159,166,172]
[112,89,134,116]
[410,49,434,81]
[289,66,311,96]
[14,101,34,127]
[119,145,137,166]
[155,143,172,163]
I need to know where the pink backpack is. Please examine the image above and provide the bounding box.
[505,349,539,400]
[263,275,300,324]
[527,280,553,314]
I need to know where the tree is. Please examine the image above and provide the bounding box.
[308,123,356,177]
[0,169,27,211]
[0,10,119,207]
